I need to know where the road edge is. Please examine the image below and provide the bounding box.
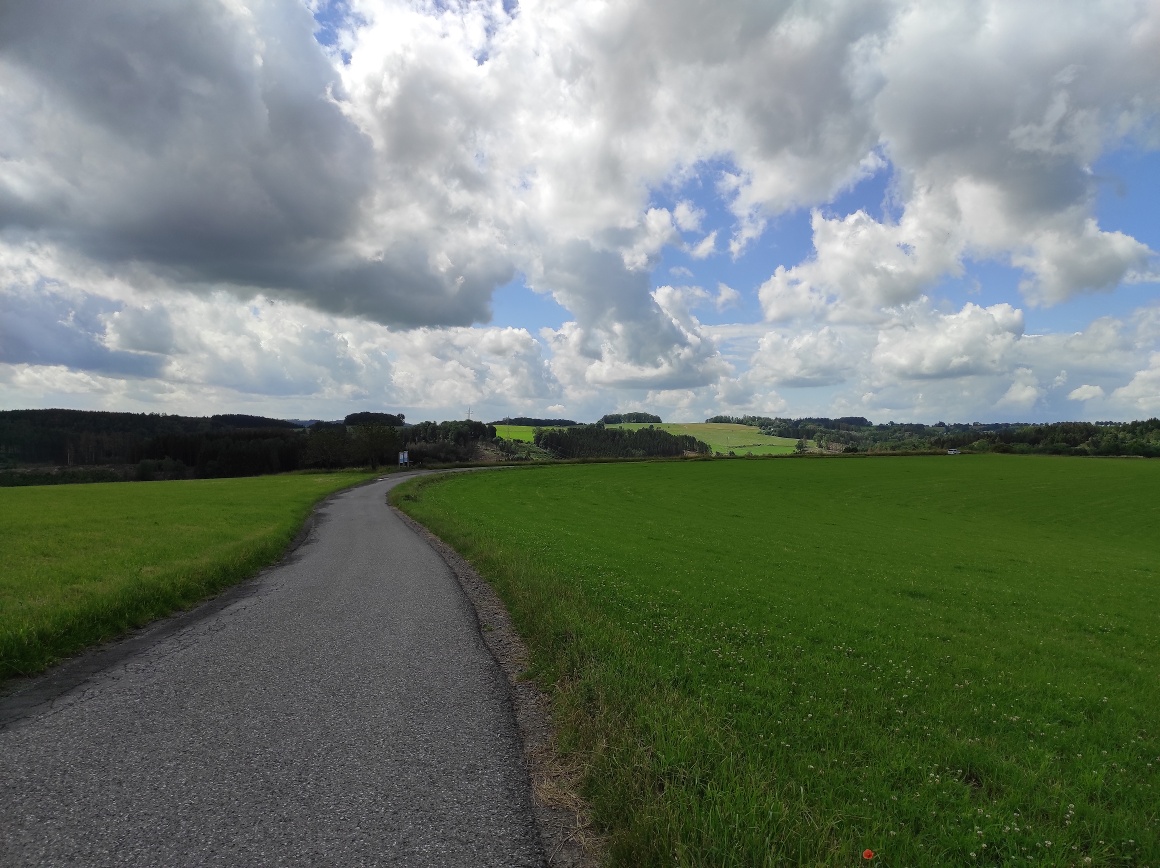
[0,477,370,729]
[392,505,605,868]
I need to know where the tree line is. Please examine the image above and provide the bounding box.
[706,414,872,435]
[706,414,1160,457]
[0,408,519,484]
[490,416,578,427]
[0,409,413,483]
[599,412,663,424]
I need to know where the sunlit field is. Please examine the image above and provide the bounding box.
[610,422,799,455]
[0,471,376,681]
[493,424,541,442]
[497,422,796,454]
[395,456,1160,866]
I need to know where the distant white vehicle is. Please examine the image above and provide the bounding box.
[947,448,961,455]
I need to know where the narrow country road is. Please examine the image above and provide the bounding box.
[0,474,545,866]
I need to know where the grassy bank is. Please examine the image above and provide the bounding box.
[1,471,376,681]
[394,456,1160,866]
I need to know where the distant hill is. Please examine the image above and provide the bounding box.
[344,412,406,427]
[599,412,662,424]
[490,416,578,427]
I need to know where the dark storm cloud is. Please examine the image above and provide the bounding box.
[0,0,489,325]
[2,0,370,236]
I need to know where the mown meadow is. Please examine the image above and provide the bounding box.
[394,456,1160,866]
[0,471,376,681]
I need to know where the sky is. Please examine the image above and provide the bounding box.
[1,0,1158,424]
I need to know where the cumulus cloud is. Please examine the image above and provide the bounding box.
[758,2,1160,313]
[758,267,832,323]
[715,283,741,311]
[1014,219,1154,305]
[687,232,718,260]
[1067,384,1105,401]
[3,0,1159,421]
[996,368,1044,411]
[872,302,1024,380]
[622,209,682,272]
[0,262,563,419]
[673,201,704,232]
[1110,354,1160,415]
[751,326,862,388]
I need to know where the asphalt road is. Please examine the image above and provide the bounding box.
[0,474,545,866]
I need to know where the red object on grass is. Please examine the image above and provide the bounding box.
[863,850,875,860]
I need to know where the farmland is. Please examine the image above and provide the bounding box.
[609,422,798,455]
[0,471,376,681]
[394,456,1160,866]
[496,421,798,455]
[493,424,543,442]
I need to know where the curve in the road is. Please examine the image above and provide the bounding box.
[0,474,544,867]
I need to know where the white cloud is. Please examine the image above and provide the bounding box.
[752,326,862,388]
[1110,354,1160,415]
[715,282,741,311]
[673,200,704,232]
[1067,384,1105,401]
[755,1,1160,315]
[3,0,1160,422]
[687,231,717,260]
[1014,219,1154,305]
[622,208,681,272]
[872,302,1024,380]
[998,368,1044,412]
[758,266,831,323]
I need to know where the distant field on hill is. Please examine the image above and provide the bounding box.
[500,421,797,453]
[395,456,1160,866]
[611,421,798,454]
[494,423,577,442]
[493,424,537,442]
[0,471,376,681]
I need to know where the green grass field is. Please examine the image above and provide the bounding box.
[494,424,539,442]
[0,471,376,681]
[494,423,576,442]
[394,457,1160,866]
[610,422,799,455]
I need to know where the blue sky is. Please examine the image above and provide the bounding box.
[1,0,1158,423]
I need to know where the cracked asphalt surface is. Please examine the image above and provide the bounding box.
[0,474,545,866]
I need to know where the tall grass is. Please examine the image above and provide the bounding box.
[395,456,1160,866]
[1,471,375,681]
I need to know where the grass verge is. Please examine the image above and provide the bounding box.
[393,456,1160,866]
[1,470,377,682]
